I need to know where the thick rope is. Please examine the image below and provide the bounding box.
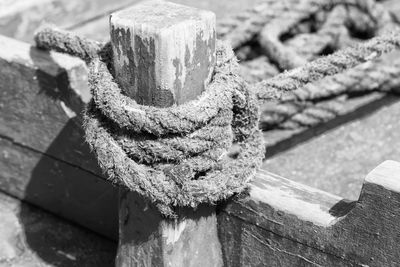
[35,26,264,217]
[34,1,400,214]
[260,49,400,129]
[255,33,400,100]
[257,0,393,70]
[220,0,400,130]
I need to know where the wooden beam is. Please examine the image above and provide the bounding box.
[0,35,99,174]
[219,160,400,266]
[109,1,223,266]
[0,35,118,239]
[0,133,118,240]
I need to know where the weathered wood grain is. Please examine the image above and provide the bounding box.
[0,192,116,266]
[111,2,222,266]
[117,192,222,267]
[0,34,100,176]
[0,136,118,240]
[219,160,400,266]
[0,35,119,239]
[110,0,216,106]
[0,0,142,42]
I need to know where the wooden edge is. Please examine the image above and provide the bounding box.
[219,161,400,266]
[363,160,400,193]
[245,169,343,227]
[0,34,100,176]
[0,34,118,239]
[225,160,400,229]
[0,34,90,106]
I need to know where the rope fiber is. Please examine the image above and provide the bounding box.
[34,0,400,216]
[35,27,264,217]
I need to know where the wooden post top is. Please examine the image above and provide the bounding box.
[110,0,216,107]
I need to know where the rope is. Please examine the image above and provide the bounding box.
[254,33,400,101]
[35,26,264,217]
[34,0,400,214]
[219,0,400,130]
[257,0,392,70]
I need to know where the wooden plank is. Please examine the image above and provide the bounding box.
[0,35,119,239]
[0,0,142,42]
[0,136,118,240]
[0,34,101,177]
[0,191,116,265]
[219,160,400,266]
[109,1,222,266]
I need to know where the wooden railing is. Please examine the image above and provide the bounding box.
[1,1,400,266]
[220,161,400,266]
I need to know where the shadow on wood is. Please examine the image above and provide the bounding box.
[0,35,119,264]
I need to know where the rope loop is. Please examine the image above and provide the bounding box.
[35,27,264,217]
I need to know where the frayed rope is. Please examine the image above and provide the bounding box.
[35,26,264,217]
[35,23,400,215]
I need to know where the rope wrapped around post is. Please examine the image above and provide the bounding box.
[35,22,400,216]
[35,27,264,217]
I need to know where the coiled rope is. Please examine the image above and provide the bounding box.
[35,27,264,217]
[34,0,400,215]
[218,0,400,130]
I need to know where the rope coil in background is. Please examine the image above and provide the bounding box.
[217,0,400,130]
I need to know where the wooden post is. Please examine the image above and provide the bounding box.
[109,1,222,266]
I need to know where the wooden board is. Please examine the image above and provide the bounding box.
[0,35,118,239]
[219,161,400,266]
[0,190,116,265]
[0,35,101,177]
[0,136,118,240]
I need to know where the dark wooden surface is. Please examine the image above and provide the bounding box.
[0,191,116,266]
[219,161,400,266]
[0,35,118,240]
